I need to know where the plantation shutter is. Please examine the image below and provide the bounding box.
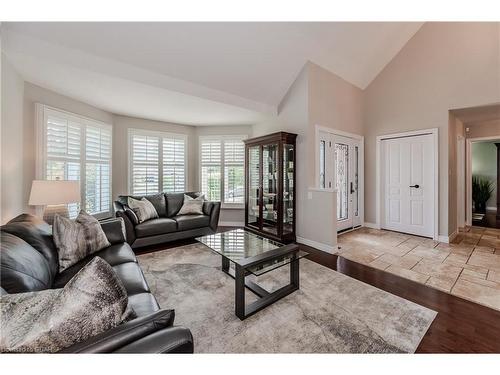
[43,106,112,218]
[45,112,82,218]
[200,139,222,201]
[163,136,186,193]
[223,139,245,204]
[85,125,112,215]
[131,134,160,195]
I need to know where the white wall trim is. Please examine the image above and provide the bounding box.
[296,236,336,254]
[375,128,439,241]
[219,221,244,227]
[363,221,381,230]
[438,230,458,244]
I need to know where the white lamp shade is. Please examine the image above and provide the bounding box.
[29,180,81,206]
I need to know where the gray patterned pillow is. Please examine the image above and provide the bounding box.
[177,194,205,215]
[53,210,111,272]
[128,197,159,223]
[0,257,134,353]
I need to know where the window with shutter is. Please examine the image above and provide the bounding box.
[200,139,222,201]
[38,105,112,219]
[224,140,245,204]
[129,130,187,195]
[200,136,246,206]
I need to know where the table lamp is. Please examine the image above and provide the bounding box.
[29,180,81,225]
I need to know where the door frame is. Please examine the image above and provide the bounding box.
[375,128,439,240]
[465,135,500,227]
[314,125,365,227]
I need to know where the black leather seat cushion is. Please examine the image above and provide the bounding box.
[135,218,177,238]
[128,293,161,317]
[173,215,210,231]
[112,262,150,295]
[53,243,138,288]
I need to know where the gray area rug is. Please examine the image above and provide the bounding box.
[137,243,437,353]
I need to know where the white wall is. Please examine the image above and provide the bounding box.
[1,54,25,223]
[363,22,500,237]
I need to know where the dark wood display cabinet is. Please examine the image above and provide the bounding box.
[244,132,297,243]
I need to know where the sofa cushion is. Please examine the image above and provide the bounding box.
[60,309,174,353]
[165,193,185,217]
[53,211,111,272]
[112,262,150,296]
[2,214,59,279]
[0,232,54,293]
[53,243,137,288]
[173,215,210,231]
[178,194,205,215]
[0,257,134,353]
[135,218,177,238]
[118,194,167,218]
[127,293,161,317]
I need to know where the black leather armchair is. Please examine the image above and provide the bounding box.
[114,192,221,249]
[0,214,193,354]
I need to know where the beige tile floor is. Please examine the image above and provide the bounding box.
[335,226,500,311]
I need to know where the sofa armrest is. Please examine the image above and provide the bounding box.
[99,218,126,244]
[203,201,221,232]
[59,309,176,353]
[114,326,194,353]
[115,210,136,245]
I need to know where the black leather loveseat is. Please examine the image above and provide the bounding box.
[0,214,193,353]
[114,192,221,249]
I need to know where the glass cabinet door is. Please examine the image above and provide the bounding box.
[262,143,278,235]
[247,146,260,228]
[283,144,294,234]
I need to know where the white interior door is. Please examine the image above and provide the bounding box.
[333,135,361,231]
[381,134,435,237]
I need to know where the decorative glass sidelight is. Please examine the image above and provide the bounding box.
[335,143,349,221]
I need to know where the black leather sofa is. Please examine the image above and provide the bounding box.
[114,192,221,249]
[0,214,193,353]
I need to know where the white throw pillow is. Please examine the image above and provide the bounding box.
[128,197,159,223]
[177,194,205,215]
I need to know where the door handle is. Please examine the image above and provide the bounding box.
[350,182,355,194]
[409,184,420,188]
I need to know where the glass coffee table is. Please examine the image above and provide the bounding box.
[196,229,308,320]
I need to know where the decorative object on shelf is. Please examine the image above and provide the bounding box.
[28,180,81,225]
[244,131,297,243]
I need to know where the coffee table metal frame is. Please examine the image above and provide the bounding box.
[219,242,301,320]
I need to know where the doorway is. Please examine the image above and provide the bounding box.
[466,137,500,229]
[376,128,438,239]
[333,135,362,231]
[316,126,364,233]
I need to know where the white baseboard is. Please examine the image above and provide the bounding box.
[444,230,459,244]
[296,236,336,254]
[363,222,380,229]
[219,221,244,227]
[438,230,457,244]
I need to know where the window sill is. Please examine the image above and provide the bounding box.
[221,204,245,210]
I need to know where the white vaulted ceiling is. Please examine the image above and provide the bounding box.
[2,22,423,125]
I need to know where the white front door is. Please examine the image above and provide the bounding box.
[381,134,435,237]
[333,135,361,231]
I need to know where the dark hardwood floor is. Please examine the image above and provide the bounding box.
[135,227,500,353]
